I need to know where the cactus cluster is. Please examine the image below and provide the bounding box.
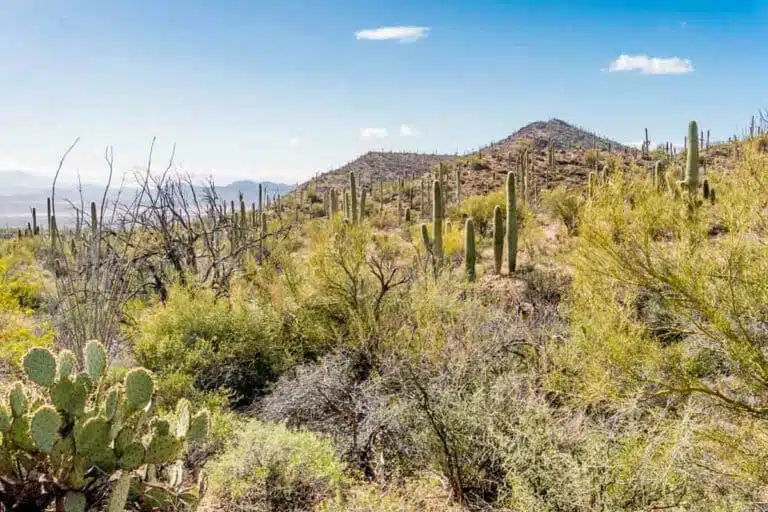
[0,341,209,511]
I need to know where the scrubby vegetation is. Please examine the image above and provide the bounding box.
[2,122,768,510]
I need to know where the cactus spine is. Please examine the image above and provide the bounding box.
[432,181,443,265]
[506,172,518,274]
[493,205,503,275]
[687,120,699,195]
[465,218,476,282]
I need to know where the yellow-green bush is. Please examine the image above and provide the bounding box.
[133,285,296,407]
[560,141,768,494]
[208,420,345,511]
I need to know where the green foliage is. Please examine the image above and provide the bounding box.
[0,341,209,511]
[541,185,584,236]
[562,143,768,500]
[134,285,296,407]
[459,190,505,235]
[208,420,345,511]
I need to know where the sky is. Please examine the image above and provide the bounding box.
[0,0,765,185]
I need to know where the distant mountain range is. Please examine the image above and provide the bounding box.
[0,172,294,228]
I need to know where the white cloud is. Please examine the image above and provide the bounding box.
[289,137,301,146]
[607,54,693,75]
[360,127,388,139]
[399,124,420,137]
[355,26,430,42]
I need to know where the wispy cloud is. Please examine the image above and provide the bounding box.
[607,54,693,75]
[399,124,420,137]
[355,26,430,43]
[289,137,301,146]
[361,127,388,138]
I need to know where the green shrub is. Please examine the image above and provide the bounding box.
[541,185,584,235]
[134,285,296,408]
[208,420,345,511]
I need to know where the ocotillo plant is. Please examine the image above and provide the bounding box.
[493,205,503,275]
[687,120,700,195]
[465,218,476,282]
[350,172,358,225]
[506,172,517,274]
[432,180,444,265]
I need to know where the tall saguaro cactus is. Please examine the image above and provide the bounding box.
[493,205,503,275]
[349,172,358,225]
[360,188,367,221]
[687,120,699,195]
[46,197,52,233]
[506,172,518,274]
[465,218,476,282]
[455,169,461,205]
[433,180,443,265]
[31,207,37,236]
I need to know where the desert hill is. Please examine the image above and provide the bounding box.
[302,120,640,199]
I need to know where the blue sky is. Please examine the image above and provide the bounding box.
[0,0,764,184]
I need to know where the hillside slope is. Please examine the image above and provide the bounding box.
[310,151,456,191]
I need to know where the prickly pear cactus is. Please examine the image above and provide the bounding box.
[0,341,210,511]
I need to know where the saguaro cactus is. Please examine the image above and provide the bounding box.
[349,172,358,225]
[330,189,339,216]
[455,169,461,205]
[506,172,517,274]
[687,120,699,195]
[654,162,665,191]
[465,218,476,282]
[588,172,597,199]
[46,197,51,233]
[90,202,98,233]
[32,207,37,236]
[359,188,367,221]
[493,205,503,275]
[432,181,443,265]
